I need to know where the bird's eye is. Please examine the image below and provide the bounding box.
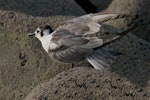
[37,30,40,33]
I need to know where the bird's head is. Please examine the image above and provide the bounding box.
[28,25,53,40]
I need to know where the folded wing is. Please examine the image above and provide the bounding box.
[51,29,103,48]
[59,13,135,35]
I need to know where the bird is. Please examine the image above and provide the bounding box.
[28,13,137,70]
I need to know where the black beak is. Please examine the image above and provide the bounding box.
[28,33,35,36]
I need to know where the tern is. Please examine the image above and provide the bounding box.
[28,13,137,70]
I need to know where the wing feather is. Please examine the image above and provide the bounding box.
[51,29,89,47]
[60,13,134,35]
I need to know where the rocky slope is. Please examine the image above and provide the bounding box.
[0,0,85,100]
[0,0,85,16]
[0,0,150,100]
[25,67,150,100]
[88,0,150,42]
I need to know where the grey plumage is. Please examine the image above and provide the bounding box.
[29,13,136,70]
[86,48,121,70]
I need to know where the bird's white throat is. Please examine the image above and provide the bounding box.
[39,34,58,53]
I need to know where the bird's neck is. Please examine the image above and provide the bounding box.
[39,34,59,53]
[40,35,52,53]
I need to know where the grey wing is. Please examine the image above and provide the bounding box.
[60,13,135,35]
[49,29,104,63]
[51,29,89,47]
[51,46,94,63]
[60,14,101,35]
[51,29,103,48]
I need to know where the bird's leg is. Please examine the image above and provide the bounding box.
[71,63,75,68]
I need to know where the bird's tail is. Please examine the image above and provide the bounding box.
[86,48,122,70]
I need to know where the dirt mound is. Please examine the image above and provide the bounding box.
[25,67,150,100]
[0,12,74,100]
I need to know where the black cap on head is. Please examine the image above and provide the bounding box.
[40,25,53,36]
[43,25,53,33]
